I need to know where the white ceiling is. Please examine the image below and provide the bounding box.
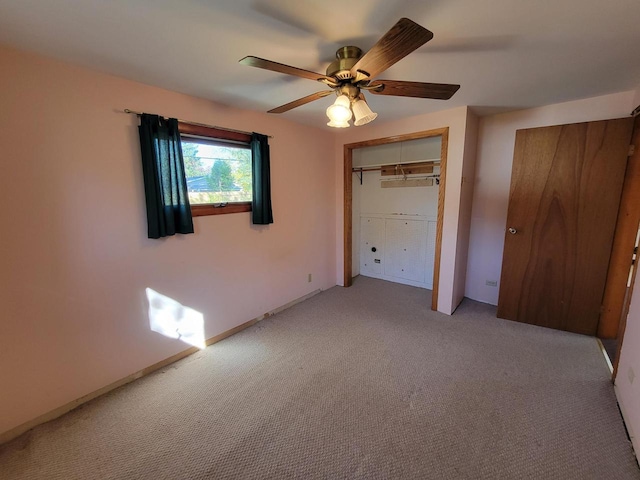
[1,0,640,128]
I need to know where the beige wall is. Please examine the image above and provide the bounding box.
[452,110,479,310]
[617,276,640,456]
[334,106,474,315]
[0,45,337,437]
[633,88,640,110]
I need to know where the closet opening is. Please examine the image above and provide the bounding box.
[343,127,449,311]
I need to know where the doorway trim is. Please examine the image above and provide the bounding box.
[343,126,449,311]
[610,114,640,380]
[599,116,640,340]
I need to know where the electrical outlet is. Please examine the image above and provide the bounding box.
[308,273,312,283]
[486,280,498,287]
[628,367,635,385]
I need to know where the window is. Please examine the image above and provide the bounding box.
[179,123,252,217]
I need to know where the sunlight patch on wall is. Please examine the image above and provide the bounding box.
[146,288,206,349]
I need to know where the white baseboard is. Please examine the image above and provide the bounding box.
[0,288,322,445]
[595,338,614,374]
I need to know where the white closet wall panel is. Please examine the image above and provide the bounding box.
[400,137,441,162]
[360,216,385,276]
[352,143,401,167]
[385,219,427,282]
[353,136,441,167]
[424,220,437,289]
[359,214,436,289]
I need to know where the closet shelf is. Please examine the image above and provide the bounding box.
[352,159,441,184]
[351,158,440,171]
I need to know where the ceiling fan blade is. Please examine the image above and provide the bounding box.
[369,80,460,100]
[350,18,433,81]
[239,56,333,82]
[268,90,334,113]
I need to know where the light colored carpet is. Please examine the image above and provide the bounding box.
[1,276,638,479]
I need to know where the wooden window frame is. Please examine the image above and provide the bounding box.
[179,122,252,217]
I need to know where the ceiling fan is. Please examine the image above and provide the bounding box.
[239,18,460,128]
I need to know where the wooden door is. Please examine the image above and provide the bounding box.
[497,118,634,335]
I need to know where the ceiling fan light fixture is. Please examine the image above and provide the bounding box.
[241,19,459,126]
[352,98,378,126]
[327,119,351,128]
[326,94,352,127]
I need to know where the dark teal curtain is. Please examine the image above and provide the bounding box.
[251,133,273,224]
[138,114,194,238]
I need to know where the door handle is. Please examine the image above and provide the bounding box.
[508,227,517,235]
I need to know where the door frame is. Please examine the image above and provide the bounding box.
[612,223,639,382]
[599,116,640,339]
[610,113,640,380]
[343,126,449,311]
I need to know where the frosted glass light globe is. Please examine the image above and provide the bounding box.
[326,95,352,126]
[352,98,378,126]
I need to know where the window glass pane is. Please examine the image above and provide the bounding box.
[181,138,252,205]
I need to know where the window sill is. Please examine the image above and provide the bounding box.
[191,202,252,217]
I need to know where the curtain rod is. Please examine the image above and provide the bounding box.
[123,109,273,138]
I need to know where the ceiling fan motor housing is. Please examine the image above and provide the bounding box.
[339,83,360,101]
[326,46,362,81]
